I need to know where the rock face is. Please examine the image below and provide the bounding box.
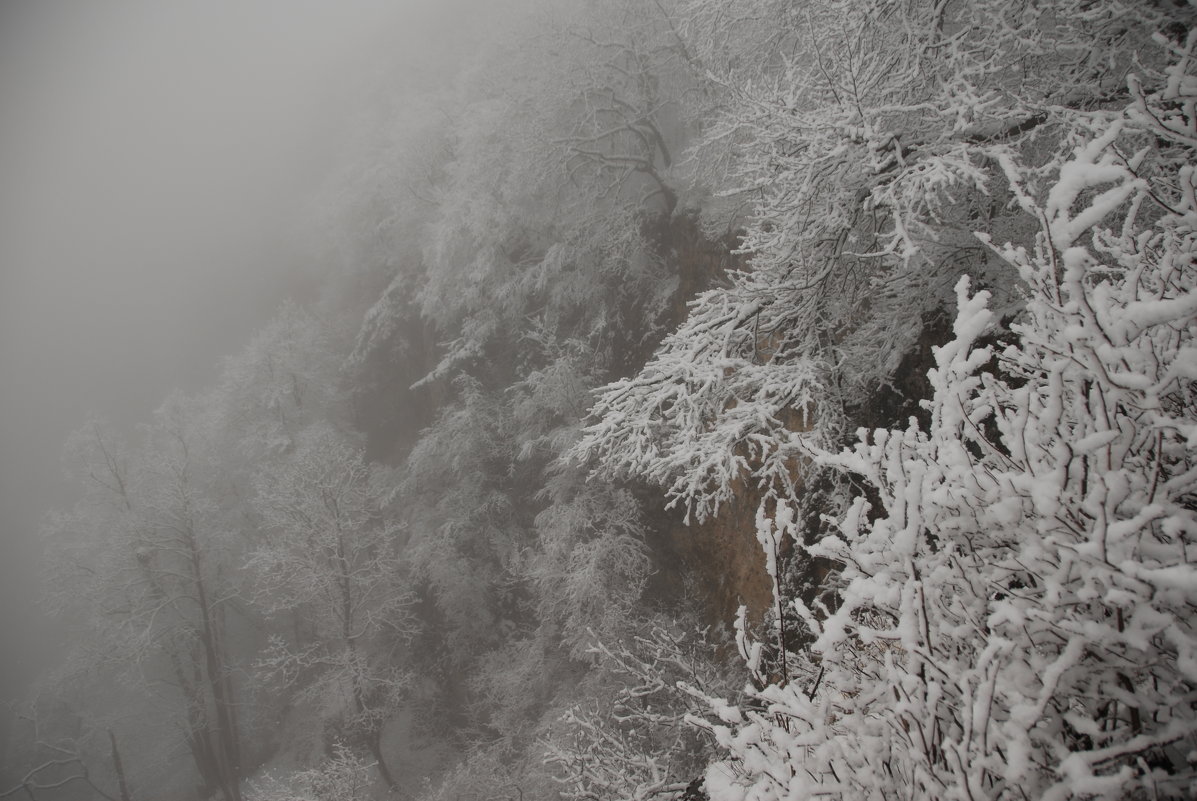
[641,217,825,636]
[653,457,807,633]
[643,477,776,632]
[641,231,958,641]
[635,218,781,632]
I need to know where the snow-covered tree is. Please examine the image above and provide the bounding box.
[527,476,652,658]
[1,696,134,801]
[697,33,1197,801]
[249,423,410,788]
[46,403,248,801]
[214,302,347,463]
[545,620,735,801]
[578,0,1192,522]
[246,742,374,801]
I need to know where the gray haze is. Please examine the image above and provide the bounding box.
[0,0,482,740]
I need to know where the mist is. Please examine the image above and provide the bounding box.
[0,0,473,735]
[5,2,1187,800]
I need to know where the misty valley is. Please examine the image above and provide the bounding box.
[4,1,1197,800]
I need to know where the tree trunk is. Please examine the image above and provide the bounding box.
[368,730,397,789]
[107,729,133,801]
[186,525,243,801]
[336,531,396,789]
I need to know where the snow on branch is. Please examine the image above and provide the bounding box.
[695,37,1197,801]
[574,308,822,522]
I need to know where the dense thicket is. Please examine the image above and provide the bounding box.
[6,2,1196,801]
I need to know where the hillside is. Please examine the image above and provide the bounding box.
[5,2,1197,800]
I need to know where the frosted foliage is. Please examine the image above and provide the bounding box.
[510,337,605,462]
[699,0,1155,254]
[401,379,525,655]
[415,743,555,801]
[42,398,251,801]
[685,0,1171,260]
[698,44,1197,801]
[250,425,406,638]
[412,0,689,385]
[575,320,821,522]
[546,623,733,801]
[216,303,345,460]
[250,424,411,751]
[582,0,1187,508]
[576,0,1188,523]
[530,479,651,656]
[247,743,373,801]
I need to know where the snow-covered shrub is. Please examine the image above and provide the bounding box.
[696,37,1197,801]
[247,743,374,801]
[528,477,653,657]
[575,324,823,524]
[577,1,1190,523]
[545,621,736,801]
[250,424,412,787]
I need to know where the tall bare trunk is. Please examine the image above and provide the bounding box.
[107,729,133,801]
[186,525,242,801]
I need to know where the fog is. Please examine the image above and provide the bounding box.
[0,0,477,740]
[2,2,1189,799]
